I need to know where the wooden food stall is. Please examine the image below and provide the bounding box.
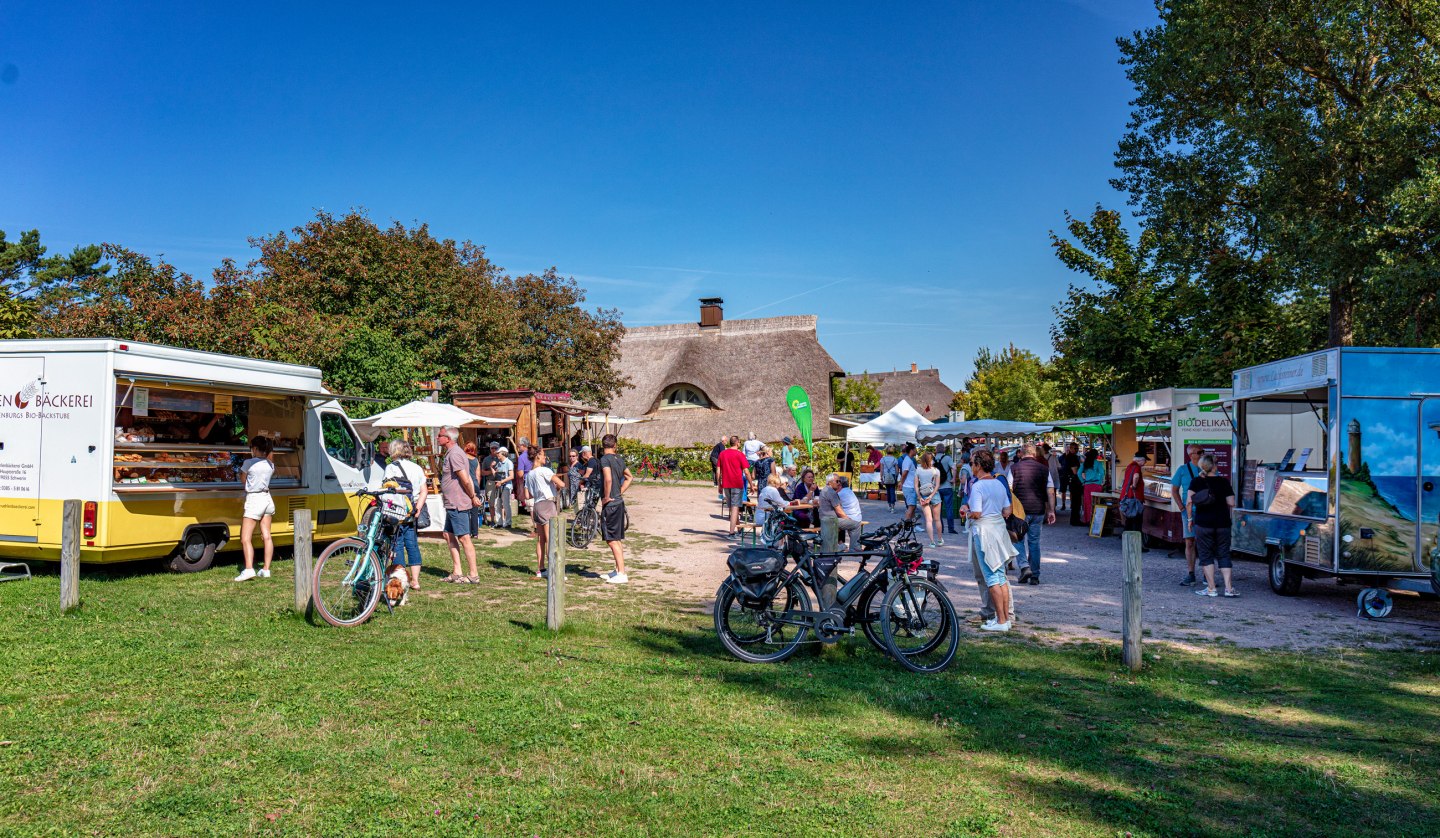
[451,390,598,463]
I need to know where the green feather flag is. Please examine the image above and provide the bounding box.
[785,385,814,454]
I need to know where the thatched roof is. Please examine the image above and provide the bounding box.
[610,315,843,447]
[849,367,956,420]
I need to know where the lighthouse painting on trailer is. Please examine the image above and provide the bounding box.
[1338,398,1436,573]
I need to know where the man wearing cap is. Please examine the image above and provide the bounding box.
[780,437,798,475]
[492,446,515,528]
[578,445,602,504]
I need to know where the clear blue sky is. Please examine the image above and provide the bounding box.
[1,1,1156,388]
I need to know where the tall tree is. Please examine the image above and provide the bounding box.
[954,345,1059,422]
[1115,0,1440,347]
[0,228,108,338]
[833,373,882,413]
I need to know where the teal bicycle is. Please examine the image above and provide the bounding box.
[310,487,412,627]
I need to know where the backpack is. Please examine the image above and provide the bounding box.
[936,455,950,486]
[881,457,899,485]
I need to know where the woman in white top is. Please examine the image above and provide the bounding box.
[523,448,565,578]
[384,440,429,591]
[913,452,944,548]
[960,448,1017,632]
[756,472,792,530]
[235,436,276,582]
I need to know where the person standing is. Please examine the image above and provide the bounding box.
[1044,443,1064,512]
[935,446,957,536]
[961,448,1016,631]
[480,441,500,526]
[879,447,900,513]
[717,436,750,539]
[1187,454,1237,597]
[514,438,532,517]
[914,452,943,547]
[492,447,515,528]
[1079,448,1106,524]
[234,436,275,582]
[463,442,482,535]
[598,433,632,584]
[753,446,775,493]
[564,448,582,509]
[742,431,763,464]
[1009,442,1057,585]
[1171,444,1204,586]
[385,440,428,591]
[1061,442,1083,526]
[899,443,918,524]
[780,437,799,474]
[437,426,481,584]
[525,447,565,578]
[1119,450,1148,535]
[709,436,726,501]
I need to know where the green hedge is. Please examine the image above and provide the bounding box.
[607,440,852,482]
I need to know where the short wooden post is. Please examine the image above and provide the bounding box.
[1122,530,1143,671]
[547,513,566,630]
[60,499,81,612]
[821,517,838,554]
[293,508,313,614]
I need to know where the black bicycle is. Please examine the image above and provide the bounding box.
[713,519,958,673]
[568,486,600,548]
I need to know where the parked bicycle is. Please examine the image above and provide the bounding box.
[568,485,601,549]
[714,519,958,673]
[637,454,680,484]
[310,487,412,627]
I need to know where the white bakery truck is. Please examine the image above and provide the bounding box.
[0,339,383,571]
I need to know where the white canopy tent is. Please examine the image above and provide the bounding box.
[916,419,1054,443]
[351,401,514,443]
[845,400,932,445]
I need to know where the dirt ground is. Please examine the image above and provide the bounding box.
[603,481,1440,651]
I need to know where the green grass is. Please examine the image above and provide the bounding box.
[2,528,1439,837]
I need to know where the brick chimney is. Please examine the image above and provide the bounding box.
[699,297,724,328]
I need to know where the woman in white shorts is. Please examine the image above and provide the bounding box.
[235,436,275,582]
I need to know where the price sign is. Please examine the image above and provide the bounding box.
[213,395,233,415]
[133,387,149,417]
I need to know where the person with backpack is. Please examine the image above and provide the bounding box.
[1187,454,1237,598]
[1171,444,1204,586]
[1118,450,1148,535]
[935,446,957,536]
[384,439,429,591]
[878,447,900,512]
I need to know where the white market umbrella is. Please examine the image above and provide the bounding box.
[916,419,1054,443]
[351,401,514,441]
[844,400,931,445]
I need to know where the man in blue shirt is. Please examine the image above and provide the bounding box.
[780,437,798,476]
[1170,444,1204,586]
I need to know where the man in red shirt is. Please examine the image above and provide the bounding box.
[717,435,751,540]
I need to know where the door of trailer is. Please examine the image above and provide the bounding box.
[0,356,45,548]
[1420,398,1440,583]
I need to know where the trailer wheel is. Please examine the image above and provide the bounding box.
[169,530,218,573]
[1356,588,1394,619]
[1269,551,1303,596]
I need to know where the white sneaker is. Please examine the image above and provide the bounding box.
[234,568,256,582]
[536,570,547,579]
[605,572,629,584]
[981,621,1011,632]
[257,568,271,579]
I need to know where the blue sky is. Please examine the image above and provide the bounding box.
[1,1,1156,386]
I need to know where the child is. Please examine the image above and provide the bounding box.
[234,436,275,582]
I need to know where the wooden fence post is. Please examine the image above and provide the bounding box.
[820,517,839,554]
[293,508,313,615]
[60,499,80,613]
[1122,530,1143,671]
[547,513,566,630]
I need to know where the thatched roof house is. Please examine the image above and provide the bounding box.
[610,299,843,447]
[850,365,956,421]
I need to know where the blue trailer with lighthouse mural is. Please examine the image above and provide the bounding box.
[1230,348,1440,618]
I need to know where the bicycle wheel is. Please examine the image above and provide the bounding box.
[311,537,382,627]
[855,580,891,656]
[714,577,812,664]
[570,504,597,549]
[661,466,680,486]
[881,577,958,673]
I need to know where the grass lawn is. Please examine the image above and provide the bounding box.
[3,528,1439,837]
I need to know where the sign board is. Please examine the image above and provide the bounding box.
[133,387,149,417]
[213,394,232,415]
[1089,504,1110,538]
[1233,351,1336,398]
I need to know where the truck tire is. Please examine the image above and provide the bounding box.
[1269,550,1303,596]
[169,530,218,573]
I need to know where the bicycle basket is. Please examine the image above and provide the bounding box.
[378,494,414,522]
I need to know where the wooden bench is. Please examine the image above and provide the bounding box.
[735,521,763,545]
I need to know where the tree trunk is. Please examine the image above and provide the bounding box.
[1328,278,1355,347]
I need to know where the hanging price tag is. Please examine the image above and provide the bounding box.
[133,387,149,417]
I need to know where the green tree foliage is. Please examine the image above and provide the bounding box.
[954,345,1058,422]
[1115,0,1440,347]
[0,228,109,339]
[34,211,629,406]
[833,373,882,413]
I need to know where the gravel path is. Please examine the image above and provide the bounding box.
[616,481,1440,651]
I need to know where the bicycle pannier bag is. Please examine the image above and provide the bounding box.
[728,547,786,602]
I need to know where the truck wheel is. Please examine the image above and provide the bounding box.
[169,531,218,573]
[1269,551,1303,596]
